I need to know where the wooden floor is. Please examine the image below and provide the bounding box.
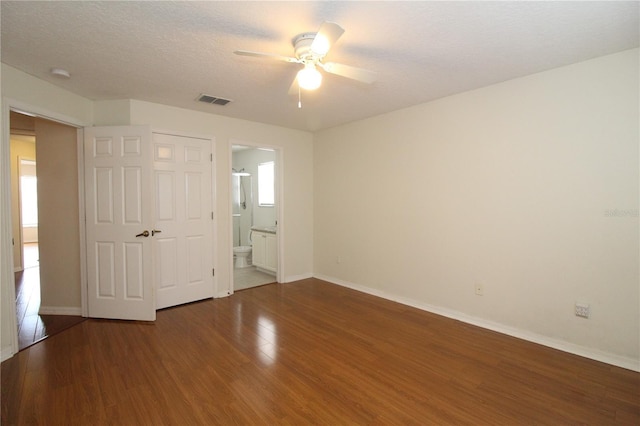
[14,267,86,351]
[2,278,638,425]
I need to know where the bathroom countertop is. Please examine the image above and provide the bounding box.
[251,226,277,234]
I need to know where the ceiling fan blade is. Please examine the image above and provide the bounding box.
[310,22,345,56]
[233,50,301,64]
[320,62,377,84]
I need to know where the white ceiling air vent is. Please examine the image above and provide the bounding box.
[197,94,232,106]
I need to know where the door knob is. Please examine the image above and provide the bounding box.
[152,229,162,236]
[136,230,150,238]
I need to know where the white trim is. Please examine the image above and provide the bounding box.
[38,306,83,316]
[7,99,86,129]
[2,97,89,360]
[1,347,14,363]
[210,137,219,299]
[76,128,88,317]
[315,274,640,373]
[275,148,284,284]
[227,140,235,297]
[1,100,19,358]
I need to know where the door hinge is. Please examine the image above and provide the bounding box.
[212,268,215,277]
[211,212,214,220]
[210,153,213,162]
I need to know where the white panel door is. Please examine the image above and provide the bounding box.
[84,126,155,321]
[153,133,214,309]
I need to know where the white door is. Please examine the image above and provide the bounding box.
[84,126,155,321]
[153,133,214,309]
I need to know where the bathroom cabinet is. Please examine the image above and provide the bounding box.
[252,230,277,274]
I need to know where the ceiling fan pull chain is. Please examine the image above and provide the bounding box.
[298,84,302,109]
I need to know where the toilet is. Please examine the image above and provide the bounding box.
[233,245,252,268]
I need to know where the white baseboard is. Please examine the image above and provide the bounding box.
[314,274,640,372]
[256,267,277,276]
[38,306,82,316]
[283,272,313,283]
[1,346,15,362]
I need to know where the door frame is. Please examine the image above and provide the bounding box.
[1,98,88,360]
[228,138,284,293]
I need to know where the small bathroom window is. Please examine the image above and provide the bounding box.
[258,161,274,206]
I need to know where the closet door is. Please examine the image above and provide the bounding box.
[153,132,214,310]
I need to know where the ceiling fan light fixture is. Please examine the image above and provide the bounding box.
[297,63,322,90]
[310,35,330,56]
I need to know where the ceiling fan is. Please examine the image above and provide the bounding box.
[234,22,377,95]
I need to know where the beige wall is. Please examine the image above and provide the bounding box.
[1,64,93,124]
[9,136,36,270]
[314,49,639,366]
[93,99,131,126]
[34,118,82,310]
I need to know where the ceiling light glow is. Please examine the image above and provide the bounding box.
[297,64,322,90]
[311,35,330,55]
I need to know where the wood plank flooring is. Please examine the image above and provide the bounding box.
[14,267,86,351]
[2,278,639,425]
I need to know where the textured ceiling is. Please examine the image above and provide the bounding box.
[1,1,638,132]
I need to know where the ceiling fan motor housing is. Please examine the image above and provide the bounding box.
[292,33,319,61]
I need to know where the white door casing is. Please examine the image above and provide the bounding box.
[153,133,214,309]
[84,126,155,321]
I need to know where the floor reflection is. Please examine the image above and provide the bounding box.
[257,315,277,365]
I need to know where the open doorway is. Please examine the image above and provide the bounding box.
[9,111,84,350]
[231,144,281,291]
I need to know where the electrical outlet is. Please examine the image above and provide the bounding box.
[475,283,484,296]
[575,303,590,318]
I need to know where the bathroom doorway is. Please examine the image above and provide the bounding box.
[231,144,280,291]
